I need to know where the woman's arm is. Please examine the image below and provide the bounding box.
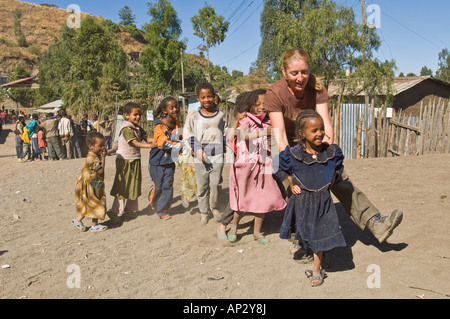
[316,102,334,145]
[269,111,289,152]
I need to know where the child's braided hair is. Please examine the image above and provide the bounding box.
[294,109,322,146]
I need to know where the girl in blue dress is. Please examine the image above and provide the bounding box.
[278,109,347,287]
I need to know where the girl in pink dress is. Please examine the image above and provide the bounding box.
[228,89,286,244]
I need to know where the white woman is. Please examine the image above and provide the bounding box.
[266,48,403,244]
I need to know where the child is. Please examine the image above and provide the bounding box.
[184,82,226,225]
[15,115,25,162]
[72,131,108,232]
[26,114,40,161]
[148,97,182,220]
[21,126,31,162]
[278,110,347,287]
[37,127,47,160]
[227,89,286,244]
[108,103,155,222]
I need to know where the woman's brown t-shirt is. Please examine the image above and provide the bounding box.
[265,78,329,146]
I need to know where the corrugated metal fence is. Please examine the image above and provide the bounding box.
[339,103,373,159]
[336,99,450,159]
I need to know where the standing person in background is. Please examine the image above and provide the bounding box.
[37,126,47,160]
[99,116,114,151]
[68,115,82,159]
[0,109,5,126]
[266,48,403,245]
[92,115,99,132]
[40,113,65,161]
[26,114,40,161]
[15,115,25,162]
[58,112,73,160]
[78,114,92,157]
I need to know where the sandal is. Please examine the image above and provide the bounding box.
[253,235,269,245]
[227,233,237,243]
[305,269,326,287]
[91,224,108,233]
[72,219,87,232]
[107,210,120,223]
[159,214,171,220]
[217,228,228,241]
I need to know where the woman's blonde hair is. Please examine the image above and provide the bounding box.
[282,48,323,91]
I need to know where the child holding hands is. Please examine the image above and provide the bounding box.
[148,97,182,220]
[227,89,286,244]
[184,83,226,225]
[72,131,108,232]
[108,102,156,222]
[278,110,347,287]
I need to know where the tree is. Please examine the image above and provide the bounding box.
[37,24,76,105]
[69,16,128,113]
[256,0,308,80]
[436,48,450,83]
[140,0,186,96]
[256,0,382,86]
[118,5,144,41]
[119,5,136,27]
[191,4,229,79]
[420,66,433,76]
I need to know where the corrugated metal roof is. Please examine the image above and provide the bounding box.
[328,76,450,97]
[0,77,36,87]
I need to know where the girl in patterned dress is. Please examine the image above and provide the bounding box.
[72,131,108,232]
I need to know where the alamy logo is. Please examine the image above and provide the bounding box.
[66,264,81,288]
[366,4,381,29]
[366,264,381,288]
[66,4,81,29]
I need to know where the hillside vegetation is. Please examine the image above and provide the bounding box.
[0,0,146,76]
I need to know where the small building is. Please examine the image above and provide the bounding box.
[328,76,450,117]
[34,99,63,114]
[0,77,39,89]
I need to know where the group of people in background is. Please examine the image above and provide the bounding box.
[70,48,404,288]
[13,111,115,163]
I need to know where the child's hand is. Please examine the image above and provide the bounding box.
[235,112,247,121]
[290,184,302,195]
[195,149,205,162]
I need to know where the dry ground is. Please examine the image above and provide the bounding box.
[1,123,449,300]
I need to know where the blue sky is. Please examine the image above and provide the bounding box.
[22,0,450,77]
